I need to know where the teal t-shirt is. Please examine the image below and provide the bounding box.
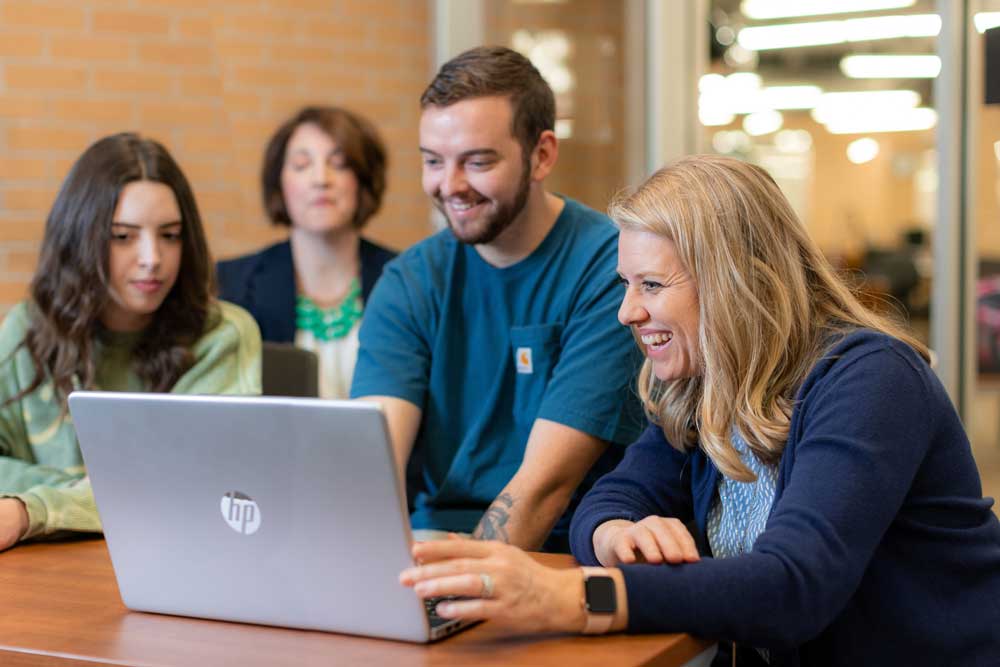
[351,197,644,543]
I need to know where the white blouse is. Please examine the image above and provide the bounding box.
[294,319,362,400]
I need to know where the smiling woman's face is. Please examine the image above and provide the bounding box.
[616,228,702,381]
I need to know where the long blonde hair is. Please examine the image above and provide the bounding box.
[609,155,928,481]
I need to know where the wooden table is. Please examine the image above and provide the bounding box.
[0,538,716,667]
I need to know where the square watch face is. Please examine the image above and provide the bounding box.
[584,575,616,614]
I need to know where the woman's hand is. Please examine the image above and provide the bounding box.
[0,498,29,551]
[400,537,588,634]
[593,517,699,567]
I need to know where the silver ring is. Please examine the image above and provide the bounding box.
[479,572,494,599]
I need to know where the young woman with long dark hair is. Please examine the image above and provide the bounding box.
[0,133,261,551]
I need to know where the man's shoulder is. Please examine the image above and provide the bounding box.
[363,229,458,317]
[386,228,458,275]
[541,198,619,279]
[559,197,616,233]
[552,197,619,254]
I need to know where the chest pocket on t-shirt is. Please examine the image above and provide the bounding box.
[509,323,563,427]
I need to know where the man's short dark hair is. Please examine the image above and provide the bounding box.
[261,106,387,228]
[420,46,556,157]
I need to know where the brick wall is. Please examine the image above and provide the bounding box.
[0,0,433,313]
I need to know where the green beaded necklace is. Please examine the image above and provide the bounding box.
[295,278,363,342]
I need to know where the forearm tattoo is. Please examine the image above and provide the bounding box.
[473,492,514,542]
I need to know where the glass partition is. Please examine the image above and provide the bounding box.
[702,0,939,343]
[970,1,1000,487]
[483,0,628,212]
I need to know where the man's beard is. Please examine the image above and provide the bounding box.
[440,160,531,246]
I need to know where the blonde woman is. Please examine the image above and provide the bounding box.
[399,155,1000,666]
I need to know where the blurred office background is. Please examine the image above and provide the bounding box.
[0,0,998,498]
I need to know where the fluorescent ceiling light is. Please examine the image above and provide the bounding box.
[713,85,823,115]
[840,54,941,78]
[739,19,843,49]
[725,72,763,92]
[699,72,764,117]
[699,73,728,92]
[818,90,920,106]
[741,0,915,20]
[743,109,783,136]
[811,89,920,124]
[721,85,823,114]
[699,74,822,116]
[975,12,1000,33]
[738,14,941,50]
[846,137,880,164]
[824,107,937,134]
[700,107,736,126]
[843,14,940,41]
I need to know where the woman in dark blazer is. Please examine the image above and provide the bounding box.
[218,106,395,399]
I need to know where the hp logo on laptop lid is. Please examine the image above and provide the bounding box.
[220,491,261,535]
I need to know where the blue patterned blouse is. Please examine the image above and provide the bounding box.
[706,432,779,558]
[706,432,779,663]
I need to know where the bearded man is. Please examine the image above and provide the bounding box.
[352,46,643,553]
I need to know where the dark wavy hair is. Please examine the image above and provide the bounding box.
[261,106,387,229]
[14,132,216,407]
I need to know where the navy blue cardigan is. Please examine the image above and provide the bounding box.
[570,330,1000,666]
[216,238,396,343]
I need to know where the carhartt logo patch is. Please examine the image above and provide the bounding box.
[220,491,261,535]
[516,347,533,374]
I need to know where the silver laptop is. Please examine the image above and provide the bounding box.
[68,391,471,642]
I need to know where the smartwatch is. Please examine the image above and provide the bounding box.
[581,567,617,634]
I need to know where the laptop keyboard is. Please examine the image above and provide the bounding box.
[424,596,463,628]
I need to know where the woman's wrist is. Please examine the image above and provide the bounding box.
[608,567,629,632]
[568,566,629,634]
